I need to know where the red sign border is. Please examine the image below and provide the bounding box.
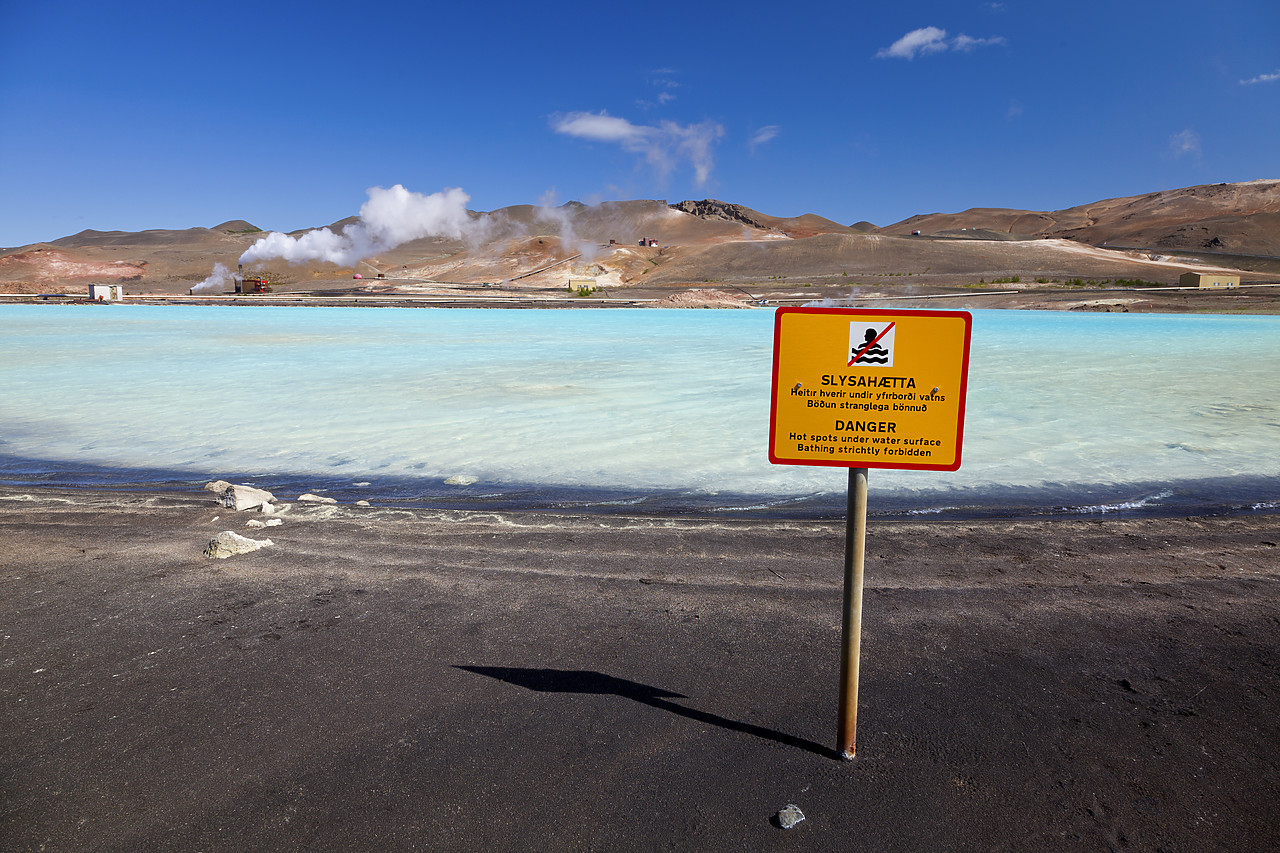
[769,307,973,472]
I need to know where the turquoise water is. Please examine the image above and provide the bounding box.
[1,304,1277,517]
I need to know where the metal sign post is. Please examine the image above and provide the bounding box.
[769,308,972,760]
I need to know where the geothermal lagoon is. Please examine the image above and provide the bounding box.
[0,304,1277,517]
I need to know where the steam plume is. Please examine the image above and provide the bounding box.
[192,262,233,293]
[239,185,473,267]
[535,192,597,261]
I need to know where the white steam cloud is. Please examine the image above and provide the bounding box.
[192,262,234,293]
[534,192,599,261]
[239,185,473,267]
[551,111,725,187]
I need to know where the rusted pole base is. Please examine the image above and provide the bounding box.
[837,467,869,760]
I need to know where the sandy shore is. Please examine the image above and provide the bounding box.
[4,279,1280,313]
[2,485,1279,851]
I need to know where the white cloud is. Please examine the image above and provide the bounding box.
[877,26,1005,59]
[1169,129,1202,159]
[877,27,949,60]
[551,111,725,187]
[635,73,680,109]
[952,34,1006,52]
[553,112,646,145]
[749,125,781,152]
[1240,70,1280,85]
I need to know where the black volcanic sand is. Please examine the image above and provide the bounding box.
[2,486,1278,851]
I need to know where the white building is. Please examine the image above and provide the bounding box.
[88,284,125,301]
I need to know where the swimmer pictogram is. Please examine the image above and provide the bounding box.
[849,322,895,366]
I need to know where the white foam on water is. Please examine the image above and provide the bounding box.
[0,305,1278,507]
[1063,490,1176,515]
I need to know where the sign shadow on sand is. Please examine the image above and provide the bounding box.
[455,666,836,759]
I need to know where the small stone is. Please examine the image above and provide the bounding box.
[259,502,276,515]
[297,493,338,504]
[355,500,371,507]
[776,804,805,830]
[246,518,283,529]
[444,475,478,486]
[204,531,273,559]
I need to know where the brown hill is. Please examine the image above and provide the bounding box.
[671,199,854,239]
[2,181,1276,298]
[882,179,1280,256]
[638,232,1223,288]
[51,223,264,250]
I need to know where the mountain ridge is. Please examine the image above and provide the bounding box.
[2,180,1277,298]
[878,179,1280,256]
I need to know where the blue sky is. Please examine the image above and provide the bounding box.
[1,0,1277,247]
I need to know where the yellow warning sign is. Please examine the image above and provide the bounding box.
[769,308,972,471]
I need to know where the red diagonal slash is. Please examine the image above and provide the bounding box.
[849,321,895,366]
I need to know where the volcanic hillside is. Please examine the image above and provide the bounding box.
[2,182,1277,298]
[882,179,1280,256]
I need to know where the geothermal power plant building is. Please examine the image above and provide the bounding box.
[1180,272,1240,288]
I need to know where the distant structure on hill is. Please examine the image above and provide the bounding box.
[1180,272,1239,288]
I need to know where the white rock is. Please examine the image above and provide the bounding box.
[203,531,273,559]
[203,480,233,494]
[776,804,805,830]
[246,518,283,529]
[297,493,338,504]
[444,475,478,486]
[355,500,371,507]
[259,502,276,515]
[217,484,276,512]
